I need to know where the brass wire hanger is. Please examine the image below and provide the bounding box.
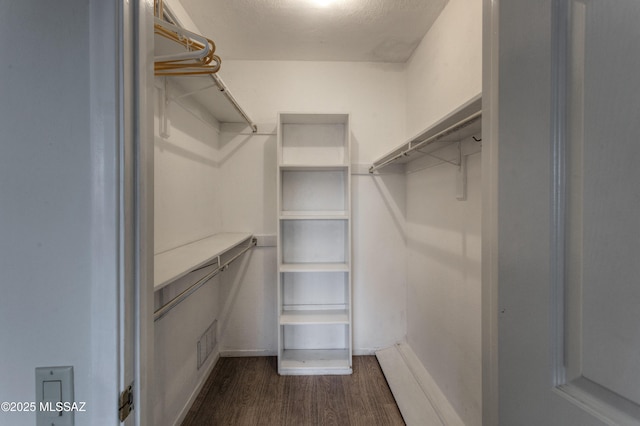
[153,0,222,76]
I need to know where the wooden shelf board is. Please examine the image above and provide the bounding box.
[280,211,348,220]
[279,113,349,125]
[279,164,349,171]
[279,263,349,273]
[154,232,252,290]
[280,309,349,325]
[371,94,482,171]
[279,349,352,375]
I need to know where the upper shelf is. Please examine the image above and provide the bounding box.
[154,25,257,131]
[154,232,253,290]
[279,113,350,167]
[169,74,253,124]
[369,95,482,173]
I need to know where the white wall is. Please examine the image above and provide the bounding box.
[405,0,483,137]
[215,61,408,354]
[0,1,121,424]
[405,153,482,425]
[158,2,482,424]
[153,85,224,424]
[154,84,223,253]
[403,0,483,424]
[217,126,278,354]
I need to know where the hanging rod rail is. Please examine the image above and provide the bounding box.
[369,111,481,174]
[154,237,257,322]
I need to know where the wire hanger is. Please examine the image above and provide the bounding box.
[153,0,221,76]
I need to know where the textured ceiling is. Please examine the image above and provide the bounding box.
[179,0,448,62]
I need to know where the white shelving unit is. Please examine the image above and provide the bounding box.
[277,113,352,375]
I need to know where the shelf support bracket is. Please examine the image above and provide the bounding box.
[172,83,219,101]
[159,77,171,138]
[415,149,462,167]
[456,144,467,201]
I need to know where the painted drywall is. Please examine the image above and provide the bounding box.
[153,274,221,425]
[405,0,482,137]
[406,153,482,425]
[215,60,408,354]
[160,2,481,422]
[154,83,223,253]
[153,83,229,425]
[403,0,483,423]
[218,61,407,164]
[0,1,121,424]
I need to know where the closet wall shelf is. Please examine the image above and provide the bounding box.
[279,263,350,273]
[280,349,351,374]
[280,211,348,220]
[280,309,350,325]
[154,232,253,291]
[155,18,257,132]
[279,164,348,171]
[369,95,482,174]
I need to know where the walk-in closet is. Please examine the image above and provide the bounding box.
[151,0,482,424]
[4,0,484,424]
[8,0,640,425]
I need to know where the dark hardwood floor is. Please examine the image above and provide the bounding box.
[182,356,405,426]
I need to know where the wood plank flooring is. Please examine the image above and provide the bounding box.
[182,356,405,426]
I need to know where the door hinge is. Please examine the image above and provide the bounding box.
[119,383,134,422]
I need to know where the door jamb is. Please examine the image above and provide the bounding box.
[482,0,500,423]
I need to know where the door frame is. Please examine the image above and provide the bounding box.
[117,0,155,424]
[129,0,155,424]
[481,0,500,423]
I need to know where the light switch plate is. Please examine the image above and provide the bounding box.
[35,366,74,426]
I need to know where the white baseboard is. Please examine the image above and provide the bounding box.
[353,348,377,356]
[220,349,277,357]
[172,350,220,426]
[376,344,465,426]
[220,348,378,357]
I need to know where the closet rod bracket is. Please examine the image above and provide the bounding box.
[160,77,171,138]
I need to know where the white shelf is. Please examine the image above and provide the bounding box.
[154,232,252,290]
[279,164,348,171]
[281,220,348,264]
[277,112,351,375]
[280,263,350,273]
[281,168,347,212]
[166,75,248,124]
[370,95,482,173]
[280,211,348,220]
[280,349,352,375]
[154,28,256,128]
[280,309,349,325]
[280,117,348,165]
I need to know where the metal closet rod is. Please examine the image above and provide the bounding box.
[158,3,258,133]
[154,237,257,322]
[369,111,482,174]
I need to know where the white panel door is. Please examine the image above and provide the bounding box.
[498,0,640,424]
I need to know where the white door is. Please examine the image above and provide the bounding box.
[497,0,640,424]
